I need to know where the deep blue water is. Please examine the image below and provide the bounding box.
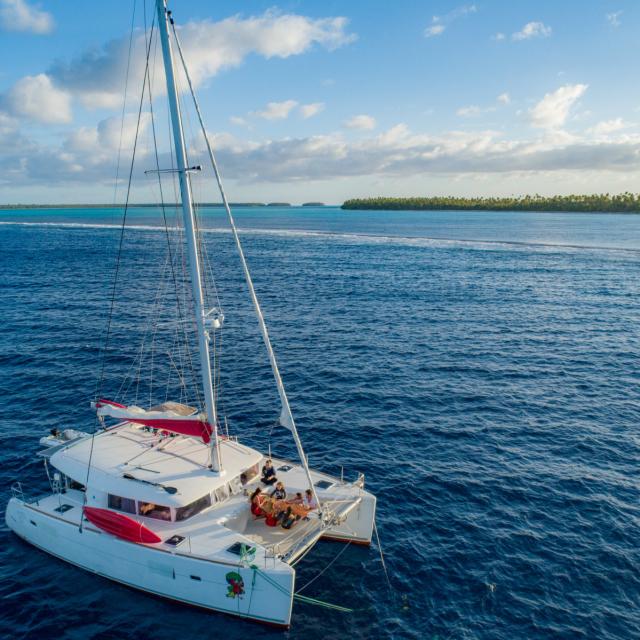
[1,207,640,639]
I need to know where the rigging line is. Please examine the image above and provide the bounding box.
[95,9,157,402]
[170,16,323,512]
[83,11,157,533]
[112,0,137,208]
[373,519,394,594]
[146,24,202,411]
[295,540,352,594]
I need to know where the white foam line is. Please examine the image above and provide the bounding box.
[0,220,638,254]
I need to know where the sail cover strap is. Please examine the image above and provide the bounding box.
[95,399,213,443]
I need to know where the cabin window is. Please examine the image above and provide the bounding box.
[214,485,229,503]
[229,476,243,495]
[138,501,171,521]
[108,494,136,514]
[243,463,259,484]
[69,479,86,492]
[175,494,212,521]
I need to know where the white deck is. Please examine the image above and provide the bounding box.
[36,423,372,564]
[49,425,262,506]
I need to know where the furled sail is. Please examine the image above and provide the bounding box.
[94,399,213,443]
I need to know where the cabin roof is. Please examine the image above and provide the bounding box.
[50,424,262,506]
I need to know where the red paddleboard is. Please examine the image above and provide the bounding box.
[84,507,162,544]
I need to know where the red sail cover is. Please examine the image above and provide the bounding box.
[84,507,162,544]
[95,399,213,444]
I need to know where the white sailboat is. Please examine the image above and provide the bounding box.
[5,0,376,629]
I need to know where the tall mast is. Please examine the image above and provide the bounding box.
[156,0,222,472]
[169,22,322,510]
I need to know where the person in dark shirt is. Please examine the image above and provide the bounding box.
[270,481,287,500]
[261,459,277,485]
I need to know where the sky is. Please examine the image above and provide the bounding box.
[1,0,640,204]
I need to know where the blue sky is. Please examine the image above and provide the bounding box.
[1,0,640,204]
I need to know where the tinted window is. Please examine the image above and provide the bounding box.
[175,494,212,521]
[108,494,136,514]
[243,463,259,483]
[138,501,171,521]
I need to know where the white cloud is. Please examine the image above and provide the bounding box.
[497,92,511,105]
[0,0,53,34]
[47,10,355,109]
[492,32,505,41]
[425,24,446,38]
[4,74,71,123]
[344,114,376,130]
[530,84,588,129]
[254,100,298,120]
[230,116,248,126]
[512,22,552,41]
[300,102,325,118]
[457,105,482,117]
[587,118,628,135]
[606,11,622,27]
[425,4,476,38]
[11,120,640,189]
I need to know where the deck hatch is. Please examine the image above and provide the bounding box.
[226,542,256,556]
[53,504,73,514]
[165,535,185,546]
[314,480,333,490]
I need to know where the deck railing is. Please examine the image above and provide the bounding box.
[10,482,42,506]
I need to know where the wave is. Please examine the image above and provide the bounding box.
[0,219,638,254]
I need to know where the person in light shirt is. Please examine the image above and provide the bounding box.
[303,489,318,510]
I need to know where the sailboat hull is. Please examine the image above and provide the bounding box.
[5,498,294,628]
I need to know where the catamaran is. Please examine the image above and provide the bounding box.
[5,0,376,629]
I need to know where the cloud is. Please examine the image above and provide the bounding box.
[606,11,622,27]
[300,102,325,118]
[10,120,640,189]
[344,114,376,130]
[530,84,588,129]
[492,32,505,41]
[0,0,53,34]
[254,99,298,120]
[457,105,483,117]
[3,74,71,123]
[497,92,511,105]
[47,10,355,109]
[512,22,552,41]
[230,116,248,126]
[425,24,445,38]
[587,118,628,135]
[424,4,476,38]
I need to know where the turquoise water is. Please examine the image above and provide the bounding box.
[1,206,640,639]
[3,205,640,249]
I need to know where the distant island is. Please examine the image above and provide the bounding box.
[342,194,640,213]
[266,202,291,207]
[302,202,325,207]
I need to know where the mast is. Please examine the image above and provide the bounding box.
[156,0,222,472]
[169,22,322,510]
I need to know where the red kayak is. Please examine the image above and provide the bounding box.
[83,507,162,544]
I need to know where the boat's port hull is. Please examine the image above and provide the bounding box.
[5,498,294,628]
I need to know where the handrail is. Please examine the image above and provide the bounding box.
[11,482,41,506]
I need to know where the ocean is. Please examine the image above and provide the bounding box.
[1,206,639,639]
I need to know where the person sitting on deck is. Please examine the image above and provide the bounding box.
[303,489,318,511]
[290,492,304,505]
[249,487,267,517]
[280,506,298,530]
[261,459,277,486]
[270,481,287,501]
